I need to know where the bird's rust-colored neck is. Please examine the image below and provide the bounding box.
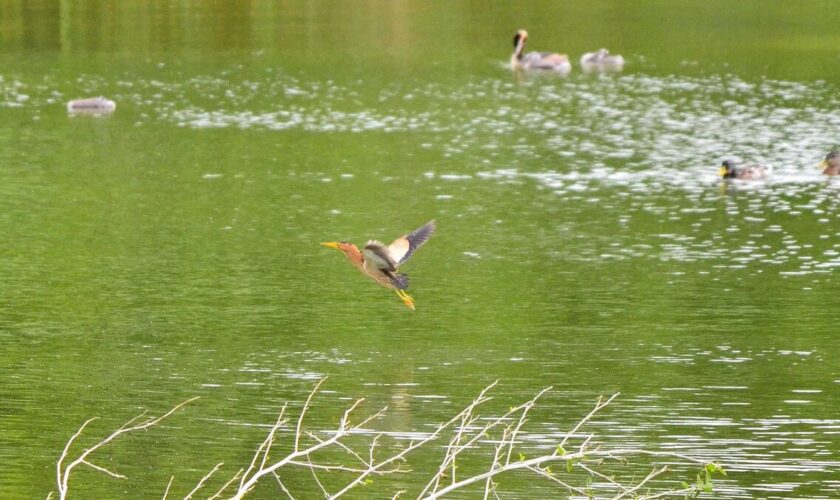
[343,244,365,270]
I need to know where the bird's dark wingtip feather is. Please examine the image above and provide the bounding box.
[408,220,436,246]
[396,220,435,265]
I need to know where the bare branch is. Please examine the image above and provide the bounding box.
[613,465,670,500]
[418,382,498,497]
[79,460,126,480]
[183,462,223,500]
[272,472,296,499]
[558,393,619,451]
[54,382,718,500]
[577,462,630,494]
[527,465,589,496]
[307,456,329,498]
[56,397,198,500]
[295,378,328,453]
[504,387,551,466]
[483,428,509,500]
[161,475,174,499]
[240,405,288,492]
[425,446,708,500]
[208,469,243,500]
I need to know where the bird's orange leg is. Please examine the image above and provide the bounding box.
[395,289,415,310]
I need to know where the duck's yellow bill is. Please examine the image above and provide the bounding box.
[320,242,340,249]
[718,167,727,177]
[819,160,828,170]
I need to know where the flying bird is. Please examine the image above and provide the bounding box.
[321,221,436,310]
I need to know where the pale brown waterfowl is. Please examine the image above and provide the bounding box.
[718,160,768,180]
[819,151,840,176]
[511,30,571,73]
[580,48,625,71]
[321,221,436,310]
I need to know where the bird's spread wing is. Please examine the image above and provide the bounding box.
[363,240,397,271]
[388,220,436,265]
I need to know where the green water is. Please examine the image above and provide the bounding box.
[2,1,840,498]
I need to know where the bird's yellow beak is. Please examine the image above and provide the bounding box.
[819,160,828,170]
[718,166,727,177]
[320,242,340,249]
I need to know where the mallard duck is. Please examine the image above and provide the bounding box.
[580,48,624,70]
[718,160,768,180]
[511,30,571,73]
[819,151,840,176]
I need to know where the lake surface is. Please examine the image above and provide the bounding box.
[1,1,839,498]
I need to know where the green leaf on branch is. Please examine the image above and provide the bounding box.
[705,462,726,476]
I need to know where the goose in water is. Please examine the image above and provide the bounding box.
[580,48,624,71]
[511,30,571,73]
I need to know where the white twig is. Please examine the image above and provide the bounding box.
[55,397,198,500]
[183,462,223,500]
[272,472,296,499]
[208,469,243,500]
[558,393,619,450]
[79,460,126,480]
[424,447,707,499]
[419,382,498,497]
[295,378,328,453]
[307,456,329,498]
[161,475,174,499]
[240,406,287,492]
[613,465,669,500]
[578,462,630,493]
[505,387,551,466]
[54,383,719,500]
[527,465,589,496]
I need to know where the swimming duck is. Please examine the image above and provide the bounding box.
[511,30,571,73]
[580,48,624,70]
[718,160,768,180]
[819,151,840,175]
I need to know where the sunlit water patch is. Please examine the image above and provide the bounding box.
[128,71,840,175]
[32,68,829,281]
